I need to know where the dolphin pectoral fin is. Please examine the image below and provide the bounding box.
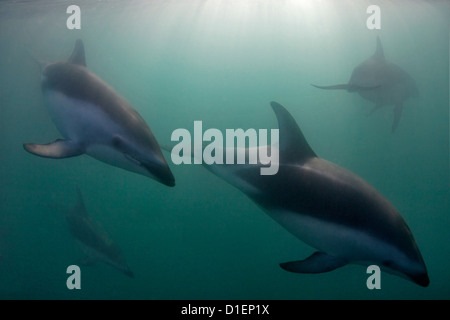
[349,84,381,92]
[311,84,350,90]
[392,103,403,133]
[312,83,380,92]
[280,251,347,274]
[23,139,84,159]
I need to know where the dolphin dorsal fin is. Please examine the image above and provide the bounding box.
[270,101,317,163]
[68,39,86,66]
[373,36,385,60]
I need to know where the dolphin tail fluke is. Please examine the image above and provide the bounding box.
[392,103,403,133]
[23,139,84,159]
[280,251,346,274]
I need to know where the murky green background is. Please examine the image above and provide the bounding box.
[0,0,448,299]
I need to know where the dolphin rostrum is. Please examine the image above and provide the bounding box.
[312,37,419,133]
[188,101,429,287]
[24,39,175,186]
[66,187,134,278]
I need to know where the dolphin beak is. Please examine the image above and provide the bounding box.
[142,161,176,187]
[411,271,429,287]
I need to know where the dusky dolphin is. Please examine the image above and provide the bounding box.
[185,101,428,287]
[312,37,419,133]
[66,187,134,278]
[23,39,175,186]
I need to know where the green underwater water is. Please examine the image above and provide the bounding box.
[0,0,449,299]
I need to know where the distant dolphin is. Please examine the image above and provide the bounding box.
[24,39,175,186]
[312,37,419,133]
[186,101,429,287]
[66,187,134,278]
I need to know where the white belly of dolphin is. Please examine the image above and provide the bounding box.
[44,90,118,142]
[271,209,404,264]
[44,90,150,177]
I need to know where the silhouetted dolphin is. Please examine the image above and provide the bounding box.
[187,102,429,287]
[312,37,419,132]
[66,188,134,278]
[24,39,175,186]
